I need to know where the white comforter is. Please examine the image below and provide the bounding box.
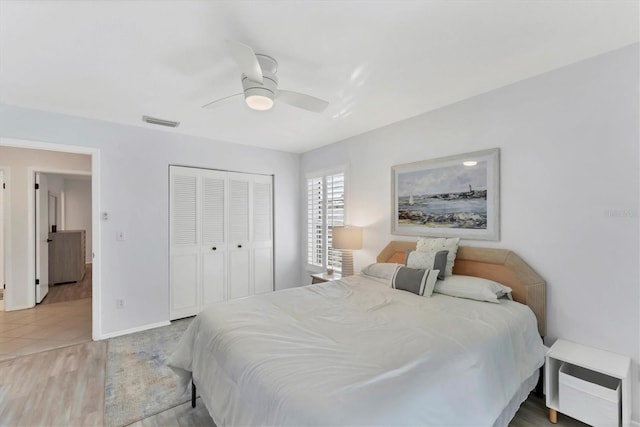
[168,275,544,427]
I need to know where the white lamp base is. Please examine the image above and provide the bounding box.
[341,250,354,277]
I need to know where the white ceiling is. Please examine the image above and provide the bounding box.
[0,1,637,153]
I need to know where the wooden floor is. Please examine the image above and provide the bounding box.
[510,394,588,427]
[41,264,92,305]
[0,341,106,426]
[128,399,216,427]
[0,298,92,362]
[0,264,93,362]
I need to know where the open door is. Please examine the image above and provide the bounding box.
[35,172,49,303]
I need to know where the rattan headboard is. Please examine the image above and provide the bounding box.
[377,241,546,336]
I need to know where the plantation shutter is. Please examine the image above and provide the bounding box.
[306,171,345,270]
[307,177,324,267]
[326,173,344,271]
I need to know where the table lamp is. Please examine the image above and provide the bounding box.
[332,226,363,277]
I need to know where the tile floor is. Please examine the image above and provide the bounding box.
[0,297,92,362]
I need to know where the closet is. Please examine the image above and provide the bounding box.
[170,166,274,320]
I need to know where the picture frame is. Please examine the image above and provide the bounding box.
[391,148,500,240]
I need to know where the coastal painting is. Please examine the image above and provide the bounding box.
[391,148,500,240]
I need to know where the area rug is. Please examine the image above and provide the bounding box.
[104,318,193,427]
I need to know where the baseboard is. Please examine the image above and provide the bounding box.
[3,303,34,312]
[100,320,171,340]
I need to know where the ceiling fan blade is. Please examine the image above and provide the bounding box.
[201,93,244,109]
[276,90,328,113]
[226,40,263,83]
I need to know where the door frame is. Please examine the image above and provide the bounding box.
[32,169,90,303]
[0,137,101,340]
[0,167,11,312]
[34,171,50,303]
[0,168,5,310]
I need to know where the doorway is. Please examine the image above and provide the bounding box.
[35,172,92,306]
[0,138,101,340]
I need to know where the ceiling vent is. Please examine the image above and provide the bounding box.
[142,115,180,128]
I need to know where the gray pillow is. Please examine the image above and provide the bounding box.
[433,250,448,280]
[391,266,429,295]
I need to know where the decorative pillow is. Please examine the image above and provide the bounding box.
[406,250,448,280]
[391,266,432,296]
[361,263,401,280]
[416,237,460,276]
[405,250,433,268]
[433,274,513,303]
[421,269,440,297]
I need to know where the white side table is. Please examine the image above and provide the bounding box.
[545,339,631,426]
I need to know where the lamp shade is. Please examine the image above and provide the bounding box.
[332,226,363,250]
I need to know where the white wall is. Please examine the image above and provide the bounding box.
[301,44,640,421]
[64,178,92,261]
[0,147,91,309]
[45,173,64,230]
[0,110,301,337]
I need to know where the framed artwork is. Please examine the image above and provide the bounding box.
[391,148,500,240]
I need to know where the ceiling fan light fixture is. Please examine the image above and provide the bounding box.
[202,42,328,113]
[244,87,274,111]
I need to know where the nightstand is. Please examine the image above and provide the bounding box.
[545,339,630,426]
[310,272,342,284]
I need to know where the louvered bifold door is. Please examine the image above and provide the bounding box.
[252,175,274,294]
[227,173,251,300]
[171,167,274,316]
[200,171,227,308]
[170,167,200,319]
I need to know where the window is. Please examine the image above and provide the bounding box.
[307,171,345,271]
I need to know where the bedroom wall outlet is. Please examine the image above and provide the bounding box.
[116,298,125,309]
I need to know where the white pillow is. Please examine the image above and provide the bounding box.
[416,237,460,276]
[433,274,512,303]
[361,263,401,280]
[405,251,435,269]
[406,250,447,280]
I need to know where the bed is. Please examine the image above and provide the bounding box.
[168,242,546,426]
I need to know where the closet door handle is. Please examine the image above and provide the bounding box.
[46,239,53,243]
[237,244,242,248]
[211,246,217,251]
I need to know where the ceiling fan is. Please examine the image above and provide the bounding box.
[202,41,329,113]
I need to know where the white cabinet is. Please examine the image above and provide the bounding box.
[48,230,86,284]
[170,166,273,320]
[546,339,631,427]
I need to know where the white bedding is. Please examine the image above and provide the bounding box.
[168,274,544,426]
